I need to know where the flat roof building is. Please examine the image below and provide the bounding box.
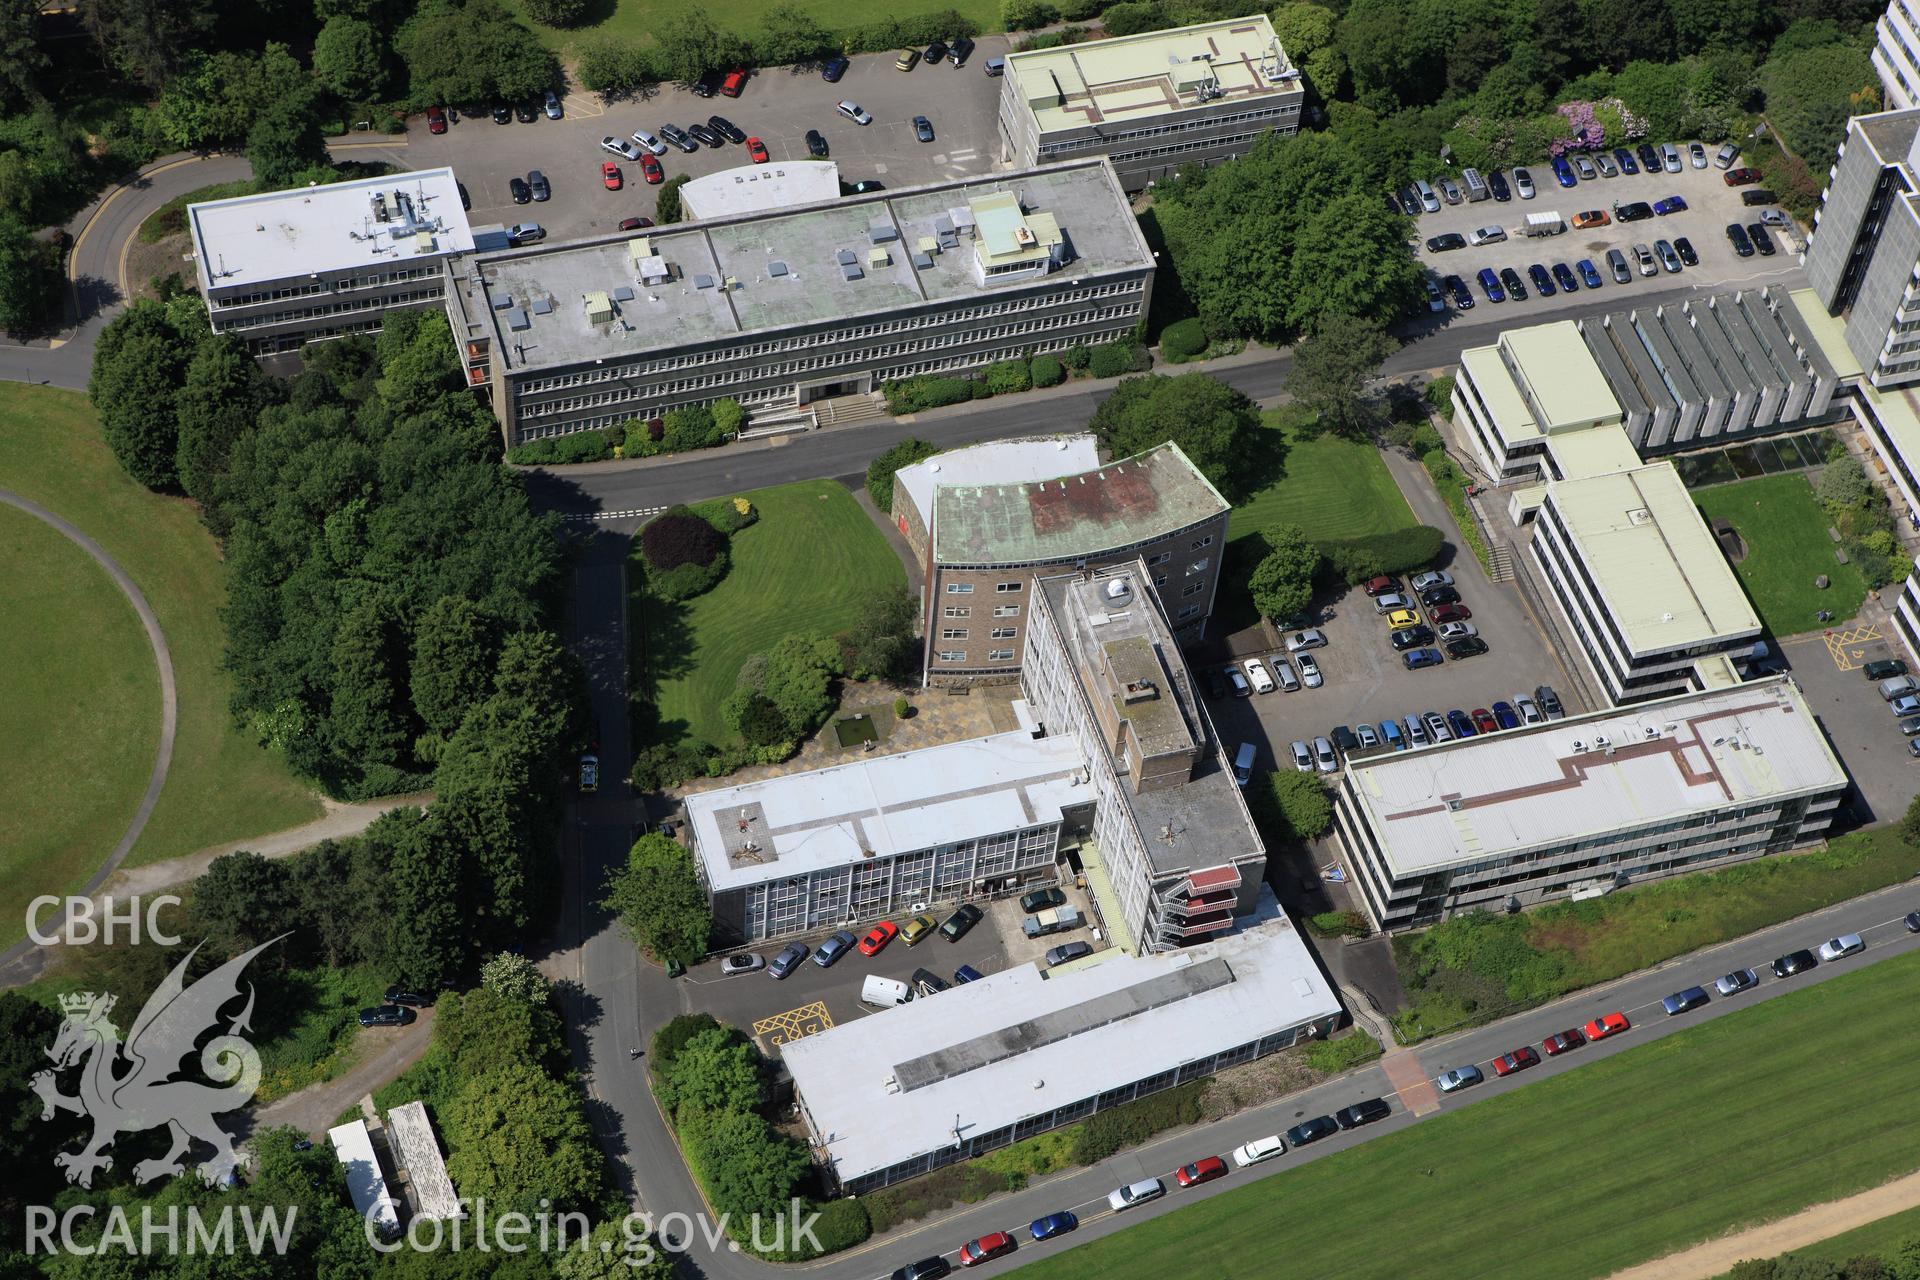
[684,730,1095,943]
[782,915,1339,1193]
[1876,0,1920,110]
[679,161,841,221]
[189,168,473,355]
[443,160,1154,445]
[997,17,1304,191]
[1804,109,1920,390]
[1333,677,1847,930]
[892,434,1103,563]
[910,442,1231,685]
[384,1101,461,1223]
[328,1120,400,1239]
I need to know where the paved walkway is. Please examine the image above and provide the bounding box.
[0,490,176,978]
[1607,1168,1920,1279]
[247,1007,438,1140]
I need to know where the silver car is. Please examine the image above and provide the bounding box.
[1714,968,1758,996]
[1512,694,1544,724]
[1107,1178,1165,1212]
[1817,934,1864,961]
[1661,142,1682,173]
[1409,570,1453,592]
[1297,654,1323,688]
[1688,141,1707,169]
[1286,628,1328,652]
[1436,1065,1483,1092]
[1514,167,1536,199]
[836,100,872,125]
[1468,225,1507,246]
[630,128,668,155]
[768,942,809,978]
[1313,737,1338,773]
[1290,740,1314,772]
[600,135,641,160]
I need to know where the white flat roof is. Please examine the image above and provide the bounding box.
[686,730,1094,892]
[189,168,473,291]
[681,161,841,220]
[895,434,1101,526]
[1345,677,1847,878]
[384,1102,461,1221]
[782,915,1339,1185]
[328,1120,399,1237]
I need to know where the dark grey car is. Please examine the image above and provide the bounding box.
[768,942,809,978]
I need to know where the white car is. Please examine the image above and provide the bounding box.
[836,100,872,125]
[1354,723,1379,750]
[1312,737,1338,773]
[601,136,641,161]
[1688,141,1707,169]
[1296,654,1323,688]
[1232,1135,1286,1167]
[1243,657,1276,694]
[1286,628,1328,652]
[1409,570,1453,592]
[1467,225,1507,246]
[1514,167,1536,199]
[1289,740,1314,772]
[1512,694,1544,725]
[1817,934,1864,961]
[630,128,668,155]
[1108,1178,1165,1212]
[1437,621,1477,642]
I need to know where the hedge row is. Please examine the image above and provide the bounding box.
[1068,1080,1204,1165]
[504,399,741,466]
[1315,526,1447,585]
[880,342,1148,414]
[579,10,981,94]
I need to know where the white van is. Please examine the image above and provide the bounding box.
[1233,742,1256,787]
[1243,657,1276,694]
[1232,1134,1287,1167]
[1460,168,1490,202]
[860,975,912,1007]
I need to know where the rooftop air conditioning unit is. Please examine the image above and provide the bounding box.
[1571,739,1587,753]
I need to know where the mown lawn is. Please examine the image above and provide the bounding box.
[0,386,319,917]
[1393,825,1915,1044]
[0,506,158,947]
[503,0,1000,54]
[631,479,905,747]
[1226,410,1418,547]
[1765,1203,1920,1272]
[1692,474,1867,637]
[1016,949,1920,1280]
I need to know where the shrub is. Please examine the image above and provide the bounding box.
[640,507,726,572]
[1001,0,1059,29]
[1101,0,1169,35]
[649,555,729,601]
[792,1198,871,1258]
[1308,910,1371,939]
[1303,1030,1382,1074]
[1315,526,1447,584]
[893,695,910,717]
[707,496,758,534]
[1058,0,1104,18]
[657,174,690,224]
[576,36,656,93]
[549,429,616,464]
[1159,317,1207,361]
[1069,1082,1204,1165]
[882,375,976,413]
[969,378,995,399]
[662,404,723,452]
[1062,343,1092,370]
[866,437,940,510]
[1030,353,1065,387]
[984,358,1032,394]
[1087,341,1137,379]
[711,397,745,439]
[1815,456,1873,512]
[1424,373,1456,419]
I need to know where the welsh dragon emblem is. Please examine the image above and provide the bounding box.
[32,937,282,1188]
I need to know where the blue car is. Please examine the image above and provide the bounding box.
[1492,700,1521,730]
[1653,195,1688,215]
[1030,1212,1078,1241]
[1403,647,1445,671]
[1552,262,1579,292]
[954,964,985,984]
[1446,709,1477,738]
[1476,267,1505,303]
[1576,258,1603,289]
[813,930,855,967]
[821,55,849,81]
[1528,263,1555,296]
[1613,146,1639,174]
[1379,719,1406,750]
[1552,155,1576,187]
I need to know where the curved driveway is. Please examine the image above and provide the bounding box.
[0,491,176,978]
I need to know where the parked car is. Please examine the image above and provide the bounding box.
[1614,200,1653,222]
[805,129,828,157]
[1724,166,1761,186]
[1654,239,1681,272]
[1594,151,1617,177]
[1446,274,1474,308]
[1430,602,1472,624]
[383,987,430,1008]
[1514,167,1536,198]
[1436,1065,1483,1092]
[1636,142,1661,171]
[687,123,725,147]
[1542,1028,1585,1055]
[1715,968,1758,996]
[719,953,764,975]
[1363,574,1401,596]
[1606,248,1632,283]
[1289,740,1314,772]
[745,136,769,162]
[1243,656,1277,694]
[1662,986,1710,1015]
[601,135,641,160]
[358,1004,416,1028]
[1535,685,1565,719]
[1287,628,1328,652]
[1500,266,1528,299]
[1491,700,1520,729]
[660,124,699,153]
[1748,223,1776,256]
[1818,934,1865,961]
[1447,636,1489,659]
[953,964,985,983]
[1020,886,1066,914]
[1688,141,1707,168]
[895,47,920,71]
[822,55,849,81]
[1488,169,1511,200]
[1045,940,1093,967]
[1614,146,1640,174]
[1409,570,1453,592]
[426,106,447,134]
[902,912,938,946]
[1674,236,1698,266]
[923,40,949,65]
[1864,658,1910,680]
[1633,243,1657,275]
[913,115,935,143]
[525,169,550,200]
[691,70,723,97]
[1334,1098,1392,1129]
[1380,719,1406,750]
[509,176,531,204]
[1715,141,1740,168]
[949,37,975,65]
[814,930,856,967]
[1493,1045,1540,1076]
[1513,694,1544,724]
[630,127,667,155]
[1029,1213,1077,1240]
[1391,625,1436,651]
[858,921,899,955]
[940,904,983,942]
[837,100,873,125]
[1584,1011,1630,1040]
[578,753,599,792]
[1552,262,1579,292]
[1175,1156,1229,1187]
[1446,709,1475,739]
[506,222,544,245]
[768,942,809,978]
[957,1233,1013,1267]
[1466,226,1506,246]
[1528,263,1555,296]
[640,153,663,184]
[1426,232,1467,252]
[1660,142,1682,172]
[1313,737,1338,773]
[1551,155,1576,188]
[1577,258,1603,288]
[1286,1116,1340,1146]
[1421,711,1451,741]
[1477,267,1506,302]
[1233,1134,1287,1166]
[1297,654,1323,687]
[1771,949,1817,977]
[1438,176,1463,204]
[1572,153,1597,180]
[601,161,623,190]
[892,1258,949,1280]
[1419,584,1460,607]
[1107,1178,1165,1211]
[1652,195,1687,215]
[1385,608,1421,630]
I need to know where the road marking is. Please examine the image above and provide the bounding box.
[1381,1051,1441,1116]
[947,148,978,162]
[562,507,666,523]
[752,1001,834,1047]
[563,94,606,118]
[1824,623,1882,671]
[71,153,219,289]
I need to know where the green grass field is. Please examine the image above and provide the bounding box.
[0,386,319,939]
[1226,411,1418,547]
[503,0,1000,55]
[1693,474,1867,637]
[1765,1204,1920,1271]
[632,479,905,747]
[1018,948,1920,1280]
[0,506,159,947]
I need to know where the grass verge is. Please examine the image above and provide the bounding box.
[0,505,159,945]
[0,385,319,937]
[631,479,904,748]
[1692,473,1867,637]
[503,0,1000,53]
[1421,449,1491,571]
[1014,948,1920,1280]
[138,179,257,244]
[1226,410,1418,546]
[1763,1203,1920,1272]
[1392,825,1913,1044]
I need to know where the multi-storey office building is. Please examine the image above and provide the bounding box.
[894,440,1231,686]
[1333,677,1848,931]
[188,168,474,355]
[1804,108,1920,389]
[1877,0,1920,109]
[442,160,1154,445]
[1022,562,1265,952]
[997,16,1303,191]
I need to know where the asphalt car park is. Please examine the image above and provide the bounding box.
[402,42,1009,242]
[1411,145,1805,331]
[1775,629,1920,826]
[1207,549,1586,780]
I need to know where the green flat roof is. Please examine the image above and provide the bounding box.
[1460,345,1540,442]
[1009,16,1296,134]
[1547,463,1760,653]
[932,442,1228,566]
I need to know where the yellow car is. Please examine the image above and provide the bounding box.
[1385,608,1421,630]
[895,48,920,71]
[902,913,938,945]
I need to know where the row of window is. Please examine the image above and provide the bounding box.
[1109,125,1302,168]
[214,286,444,333]
[517,304,1142,420]
[946,581,1024,594]
[940,627,1019,639]
[935,649,1016,663]
[213,264,445,310]
[941,604,1021,618]
[1038,102,1300,155]
[511,281,1145,393]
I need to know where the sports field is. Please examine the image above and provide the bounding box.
[0,385,318,945]
[1016,948,1920,1280]
[503,0,1000,54]
[631,479,906,747]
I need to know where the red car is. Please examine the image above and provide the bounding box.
[1430,602,1472,624]
[640,152,663,184]
[619,216,654,231]
[958,1232,1015,1266]
[1471,708,1498,734]
[857,921,899,956]
[602,161,623,190]
[1584,1011,1630,1041]
[1362,574,1400,597]
[1542,1028,1586,1056]
[746,136,769,163]
[1174,1155,1228,1187]
[1723,167,1761,186]
[1492,1045,1540,1077]
[426,106,447,135]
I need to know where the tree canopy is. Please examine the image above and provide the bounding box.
[1248,523,1323,623]
[1086,372,1264,502]
[1286,314,1399,439]
[603,833,713,967]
